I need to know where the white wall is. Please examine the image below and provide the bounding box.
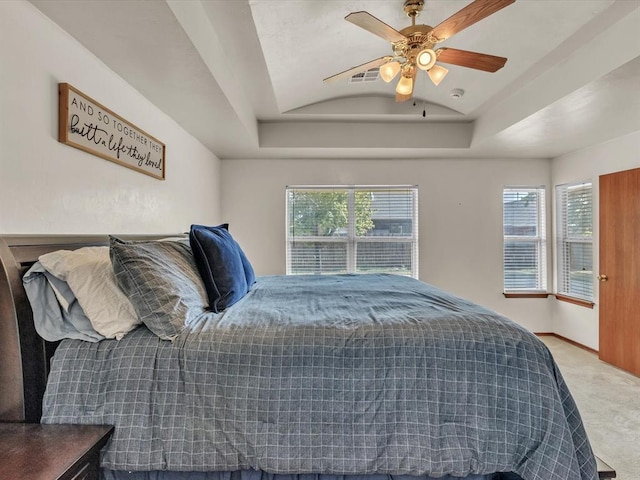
[0,0,221,235]
[551,131,640,350]
[221,157,554,333]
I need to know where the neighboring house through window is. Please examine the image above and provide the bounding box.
[503,187,547,292]
[286,186,418,278]
[556,182,593,301]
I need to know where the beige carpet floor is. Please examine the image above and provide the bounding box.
[541,336,640,480]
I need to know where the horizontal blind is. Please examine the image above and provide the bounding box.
[287,186,418,277]
[556,182,593,300]
[503,187,547,291]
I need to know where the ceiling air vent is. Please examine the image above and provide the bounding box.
[349,68,380,84]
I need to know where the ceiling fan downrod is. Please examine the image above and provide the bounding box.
[403,0,425,26]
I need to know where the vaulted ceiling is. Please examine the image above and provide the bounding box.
[30,0,640,160]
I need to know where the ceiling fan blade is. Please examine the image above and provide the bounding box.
[345,11,406,43]
[436,48,507,72]
[430,0,515,42]
[323,56,393,83]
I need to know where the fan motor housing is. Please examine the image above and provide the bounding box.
[394,25,436,62]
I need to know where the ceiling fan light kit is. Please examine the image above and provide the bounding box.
[416,48,437,71]
[427,64,449,86]
[396,73,415,96]
[380,61,401,83]
[324,0,515,102]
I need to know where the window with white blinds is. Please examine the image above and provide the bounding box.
[556,182,593,301]
[286,186,418,278]
[503,187,547,292]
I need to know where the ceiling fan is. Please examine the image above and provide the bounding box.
[323,0,516,102]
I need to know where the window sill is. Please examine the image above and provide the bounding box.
[554,294,595,309]
[503,292,595,308]
[503,292,550,299]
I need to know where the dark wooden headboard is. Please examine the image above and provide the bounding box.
[0,234,182,423]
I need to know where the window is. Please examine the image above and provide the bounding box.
[286,186,418,278]
[503,187,547,292]
[556,182,593,301]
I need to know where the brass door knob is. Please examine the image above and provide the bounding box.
[597,274,608,282]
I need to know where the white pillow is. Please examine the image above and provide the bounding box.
[39,247,140,340]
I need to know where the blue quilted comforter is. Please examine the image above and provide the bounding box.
[42,274,597,480]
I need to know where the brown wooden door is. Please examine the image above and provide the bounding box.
[599,167,640,376]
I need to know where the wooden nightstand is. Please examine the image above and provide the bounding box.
[0,423,114,480]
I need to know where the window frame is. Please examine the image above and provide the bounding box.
[555,181,594,304]
[285,185,419,278]
[502,186,548,294]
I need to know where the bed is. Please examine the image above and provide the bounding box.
[0,233,599,480]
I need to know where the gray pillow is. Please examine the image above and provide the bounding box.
[109,236,208,340]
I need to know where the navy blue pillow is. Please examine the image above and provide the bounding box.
[200,224,255,288]
[189,224,248,312]
[237,242,256,287]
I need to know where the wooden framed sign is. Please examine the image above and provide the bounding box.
[58,83,165,180]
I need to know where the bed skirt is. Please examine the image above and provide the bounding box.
[101,469,522,480]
